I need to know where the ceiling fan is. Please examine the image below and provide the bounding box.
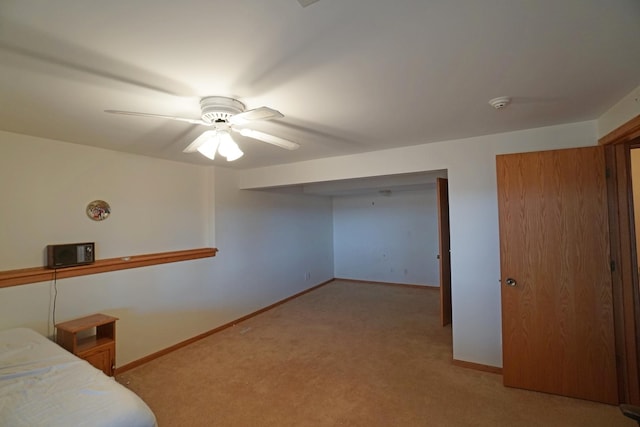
[105,96,300,161]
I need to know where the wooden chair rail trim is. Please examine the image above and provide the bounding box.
[599,114,640,146]
[0,248,218,289]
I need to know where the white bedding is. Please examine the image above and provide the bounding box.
[0,327,156,427]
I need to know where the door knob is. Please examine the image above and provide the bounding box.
[505,278,517,287]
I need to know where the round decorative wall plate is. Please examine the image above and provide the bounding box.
[86,200,111,221]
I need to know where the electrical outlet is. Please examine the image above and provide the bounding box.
[305,272,311,280]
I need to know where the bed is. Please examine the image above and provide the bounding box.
[0,327,156,427]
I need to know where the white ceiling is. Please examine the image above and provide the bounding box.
[1,0,639,169]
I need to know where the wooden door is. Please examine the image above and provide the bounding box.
[497,146,618,404]
[437,178,452,326]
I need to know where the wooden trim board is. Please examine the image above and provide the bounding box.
[0,248,218,288]
[452,358,503,375]
[600,114,640,146]
[334,277,439,290]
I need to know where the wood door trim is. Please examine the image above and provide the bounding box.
[628,142,640,390]
[606,145,635,403]
[600,114,640,146]
[601,112,640,405]
[609,141,640,404]
[437,177,452,327]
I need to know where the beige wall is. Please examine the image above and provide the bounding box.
[0,131,213,269]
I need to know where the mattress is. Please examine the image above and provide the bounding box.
[0,327,156,427]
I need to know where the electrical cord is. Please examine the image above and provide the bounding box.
[50,269,58,340]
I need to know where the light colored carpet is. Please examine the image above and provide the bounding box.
[117,280,634,426]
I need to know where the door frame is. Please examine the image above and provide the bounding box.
[600,114,640,404]
[436,178,452,326]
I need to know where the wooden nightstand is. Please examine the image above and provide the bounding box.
[56,313,118,376]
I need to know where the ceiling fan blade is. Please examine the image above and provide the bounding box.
[105,110,209,126]
[232,128,300,150]
[228,106,284,125]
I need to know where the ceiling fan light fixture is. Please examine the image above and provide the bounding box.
[196,138,219,160]
[183,129,217,154]
[225,145,244,162]
[217,132,236,156]
[189,130,243,161]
